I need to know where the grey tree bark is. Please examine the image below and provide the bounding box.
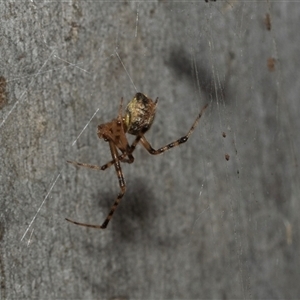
[0,1,299,299]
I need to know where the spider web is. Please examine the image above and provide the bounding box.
[1,1,300,299]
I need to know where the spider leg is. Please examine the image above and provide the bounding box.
[140,103,208,155]
[66,160,103,170]
[66,140,126,229]
[100,134,142,170]
[100,140,127,228]
[67,145,135,171]
[67,154,131,171]
[99,152,134,170]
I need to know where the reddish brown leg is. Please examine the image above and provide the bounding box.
[66,141,126,229]
[140,103,208,155]
[99,135,142,170]
[66,153,132,171]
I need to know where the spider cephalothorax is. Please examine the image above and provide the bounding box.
[66,93,208,229]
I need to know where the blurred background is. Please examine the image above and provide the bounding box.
[0,1,299,299]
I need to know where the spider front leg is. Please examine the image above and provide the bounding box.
[100,141,127,228]
[66,160,104,170]
[140,103,208,155]
[98,135,142,170]
[66,151,133,171]
[67,134,139,172]
[66,141,126,229]
[100,153,134,171]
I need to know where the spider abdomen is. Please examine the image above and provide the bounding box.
[124,92,158,136]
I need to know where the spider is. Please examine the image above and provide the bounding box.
[66,92,208,229]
